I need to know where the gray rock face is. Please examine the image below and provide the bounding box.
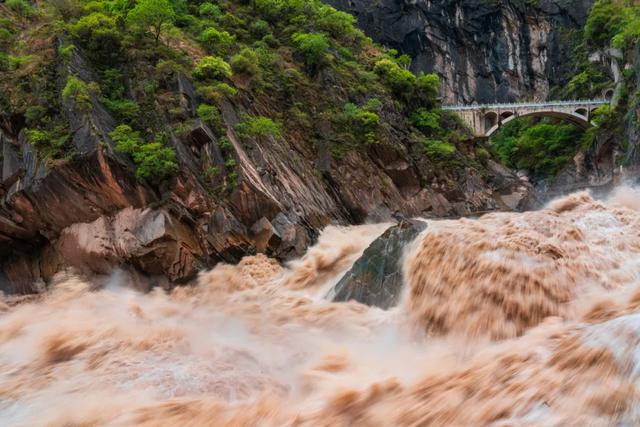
[329,219,427,309]
[325,0,594,104]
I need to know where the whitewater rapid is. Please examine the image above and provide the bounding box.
[3,188,640,425]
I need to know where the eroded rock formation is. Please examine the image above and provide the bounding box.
[0,44,531,294]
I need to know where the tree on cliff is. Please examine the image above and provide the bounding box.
[127,0,176,43]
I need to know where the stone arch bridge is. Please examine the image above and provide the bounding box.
[442,100,610,138]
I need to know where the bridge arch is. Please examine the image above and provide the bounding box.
[485,110,593,138]
[484,111,498,131]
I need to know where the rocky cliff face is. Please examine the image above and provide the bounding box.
[324,0,594,104]
[0,46,531,294]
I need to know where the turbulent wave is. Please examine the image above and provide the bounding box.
[3,189,640,426]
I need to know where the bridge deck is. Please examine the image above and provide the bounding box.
[442,99,608,111]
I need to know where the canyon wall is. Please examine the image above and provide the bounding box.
[325,0,594,104]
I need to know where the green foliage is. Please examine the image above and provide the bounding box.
[422,139,456,162]
[110,125,178,180]
[363,97,382,112]
[69,12,121,61]
[230,48,260,77]
[5,0,34,17]
[491,118,584,180]
[57,43,75,62]
[235,114,282,139]
[415,73,440,105]
[25,127,72,160]
[253,0,305,23]
[193,56,232,80]
[591,104,616,127]
[198,26,235,54]
[291,32,330,70]
[62,76,92,111]
[127,0,176,43]
[584,0,625,47]
[24,129,50,152]
[0,28,12,45]
[338,102,380,144]
[196,82,237,102]
[198,2,221,18]
[410,109,441,132]
[103,98,141,122]
[373,58,415,97]
[396,54,411,69]
[558,54,614,100]
[49,0,82,20]
[197,103,224,134]
[250,20,270,39]
[584,0,640,49]
[314,5,357,40]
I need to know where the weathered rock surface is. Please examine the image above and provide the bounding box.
[325,0,594,104]
[328,219,427,309]
[0,46,530,294]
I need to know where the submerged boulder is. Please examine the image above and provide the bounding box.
[328,219,427,309]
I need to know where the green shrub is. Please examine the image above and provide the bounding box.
[198,2,221,18]
[415,73,440,105]
[24,129,50,149]
[291,32,330,70]
[58,43,75,62]
[235,114,282,139]
[62,76,92,112]
[69,12,121,61]
[315,5,356,40]
[25,128,71,160]
[422,139,456,161]
[396,54,411,68]
[374,58,415,97]
[198,27,235,53]
[250,20,270,39]
[102,98,141,122]
[0,28,12,45]
[197,104,224,133]
[591,104,615,127]
[110,124,178,180]
[197,82,237,102]
[363,97,382,112]
[340,102,379,144]
[193,56,232,80]
[133,141,179,180]
[214,82,237,96]
[410,109,441,133]
[6,0,34,17]
[230,48,260,76]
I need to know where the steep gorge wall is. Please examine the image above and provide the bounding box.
[0,46,530,294]
[325,0,594,104]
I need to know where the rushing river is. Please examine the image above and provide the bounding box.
[3,188,640,426]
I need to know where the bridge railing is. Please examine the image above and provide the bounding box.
[441,99,609,111]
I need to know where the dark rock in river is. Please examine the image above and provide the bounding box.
[329,219,427,309]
